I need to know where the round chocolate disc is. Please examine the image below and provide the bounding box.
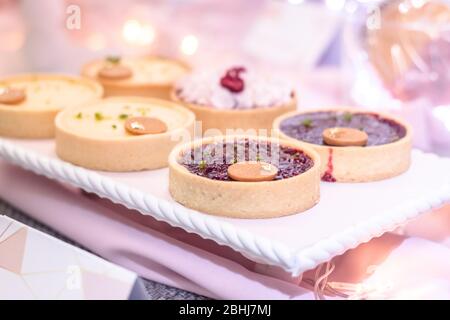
[98,65,133,80]
[124,117,167,135]
[227,161,278,182]
[322,127,368,147]
[0,87,26,105]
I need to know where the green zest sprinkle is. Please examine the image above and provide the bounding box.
[138,108,149,116]
[95,112,104,121]
[343,112,353,122]
[75,112,83,119]
[256,154,261,162]
[119,114,129,120]
[199,160,207,170]
[301,118,313,128]
[112,124,117,129]
[106,55,121,64]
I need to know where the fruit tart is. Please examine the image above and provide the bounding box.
[273,109,412,182]
[169,135,321,218]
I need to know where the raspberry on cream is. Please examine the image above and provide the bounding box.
[175,66,294,110]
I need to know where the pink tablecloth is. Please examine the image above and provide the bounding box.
[0,160,449,299]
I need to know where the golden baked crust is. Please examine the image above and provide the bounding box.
[171,91,296,135]
[82,56,190,100]
[273,108,412,183]
[55,96,195,172]
[168,135,321,218]
[0,74,103,139]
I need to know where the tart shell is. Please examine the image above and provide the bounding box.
[0,74,103,139]
[273,108,413,183]
[168,135,321,219]
[82,58,190,100]
[55,97,195,172]
[171,91,297,135]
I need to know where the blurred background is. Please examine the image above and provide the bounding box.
[1,0,449,155]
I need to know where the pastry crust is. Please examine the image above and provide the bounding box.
[0,74,103,139]
[55,96,195,172]
[273,108,413,183]
[367,0,450,98]
[171,91,297,135]
[81,56,190,99]
[169,135,321,218]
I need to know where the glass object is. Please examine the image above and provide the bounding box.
[343,0,450,154]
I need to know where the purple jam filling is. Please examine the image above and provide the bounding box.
[279,111,407,146]
[179,139,314,181]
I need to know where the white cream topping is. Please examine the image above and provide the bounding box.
[175,68,293,109]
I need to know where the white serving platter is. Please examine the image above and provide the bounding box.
[0,137,449,276]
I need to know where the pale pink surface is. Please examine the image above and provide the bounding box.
[1,160,449,299]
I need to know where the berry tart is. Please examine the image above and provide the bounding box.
[273,109,412,182]
[172,66,296,135]
[82,56,190,99]
[0,74,103,138]
[55,97,195,172]
[169,135,321,218]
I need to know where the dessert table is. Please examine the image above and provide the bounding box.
[1,69,449,300]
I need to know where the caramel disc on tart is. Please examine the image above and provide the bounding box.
[169,135,321,218]
[227,161,278,182]
[0,87,26,105]
[273,109,412,183]
[98,65,133,80]
[0,74,103,139]
[124,116,167,135]
[82,56,190,99]
[172,66,296,135]
[55,96,194,172]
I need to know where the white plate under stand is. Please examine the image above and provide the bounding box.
[0,137,449,276]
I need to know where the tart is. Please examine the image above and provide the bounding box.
[55,96,195,172]
[273,109,412,183]
[169,135,321,218]
[81,56,190,99]
[0,74,103,138]
[172,66,296,135]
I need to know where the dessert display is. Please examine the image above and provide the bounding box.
[55,96,195,172]
[172,66,296,135]
[0,74,103,138]
[169,135,321,218]
[81,56,190,99]
[273,109,412,182]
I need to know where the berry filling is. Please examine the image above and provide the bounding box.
[179,138,314,181]
[279,111,406,146]
[220,66,246,93]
